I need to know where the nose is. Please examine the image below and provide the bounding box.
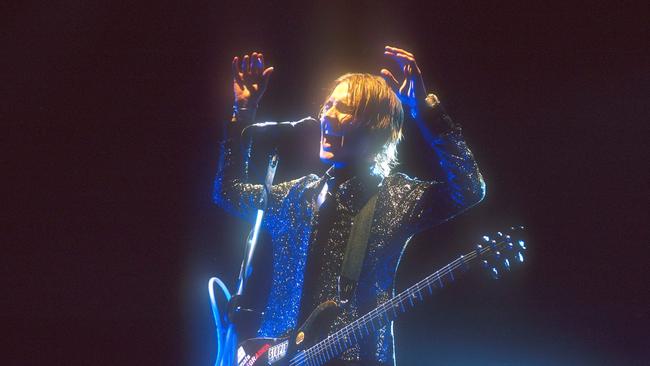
[321,104,337,121]
[320,107,334,130]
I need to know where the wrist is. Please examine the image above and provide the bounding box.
[234,98,258,109]
[231,103,258,123]
[410,93,456,135]
[410,93,441,120]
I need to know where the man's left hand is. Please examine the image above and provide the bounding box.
[381,45,428,119]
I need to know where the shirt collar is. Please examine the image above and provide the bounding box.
[316,165,382,210]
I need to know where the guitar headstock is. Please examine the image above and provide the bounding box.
[476,226,527,279]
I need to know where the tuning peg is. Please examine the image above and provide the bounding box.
[516,252,524,263]
[507,242,515,251]
[518,240,526,250]
[482,259,489,268]
[497,231,503,237]
[490,267,500,280]
[509,225,525,232]
[482,235,490,242]
[503,258,511,271]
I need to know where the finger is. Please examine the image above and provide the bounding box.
[257,54,264,76]
[385,45,414,58]
[242,54,250,74]
[262,66,274,78]
[401,65,410,91]
[385,51,416,65]
[251,52,261,76]
[380,68,400,92]
[258,52,265,69]
[260,66,274,92]
[232,56,242,81]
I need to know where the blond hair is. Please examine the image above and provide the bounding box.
[320,73,404,177]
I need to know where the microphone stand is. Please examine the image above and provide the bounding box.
[235,148,278,297]
[210,149,279,366]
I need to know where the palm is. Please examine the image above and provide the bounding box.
[233,79,256,102]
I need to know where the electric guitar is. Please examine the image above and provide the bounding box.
[234,226,526,366]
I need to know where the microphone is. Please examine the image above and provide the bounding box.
[241,117,319,141]
[243,116,318,131]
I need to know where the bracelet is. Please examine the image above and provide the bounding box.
[410,93,441,120]
[424,93,440,109]
[231,104,258,123]
[233,104,258,114]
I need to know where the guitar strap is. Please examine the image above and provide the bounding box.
[338,192,378,303]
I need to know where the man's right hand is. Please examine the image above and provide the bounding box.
[232,52,274,109]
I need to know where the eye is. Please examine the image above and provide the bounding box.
[337,103,353,114]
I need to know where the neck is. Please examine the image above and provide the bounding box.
[329,161,374,182]
[323,163,381,200]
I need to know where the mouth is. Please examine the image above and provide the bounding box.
[322,132,342,151]
[321,119,344,154]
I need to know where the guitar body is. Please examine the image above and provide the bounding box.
[236,300,340,366]
[236,336,290,366]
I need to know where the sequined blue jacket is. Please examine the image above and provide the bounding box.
[214,107,485,365]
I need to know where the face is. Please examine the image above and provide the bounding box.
[319,82,370,167]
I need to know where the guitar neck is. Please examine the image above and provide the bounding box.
[296,236,513,366]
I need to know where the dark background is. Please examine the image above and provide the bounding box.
[4,1,648,365]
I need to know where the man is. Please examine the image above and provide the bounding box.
[214,46,485,365]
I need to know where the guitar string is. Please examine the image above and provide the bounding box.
[292,254,473,366]
[289,257,471,366]
[290,239,511,366]
[289,236,519,366]
[302,244,488,364]
[291,240,503,366]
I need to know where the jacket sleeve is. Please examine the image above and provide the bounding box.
[212,120,303,224]
[403,106,486,235]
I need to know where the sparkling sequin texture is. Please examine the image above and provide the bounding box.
[213,110,485,365]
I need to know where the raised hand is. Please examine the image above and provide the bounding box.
[380,46,428,118]
[232,52,274,109]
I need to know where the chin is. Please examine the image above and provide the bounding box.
[319,149,334,162]
[320,157,335,166]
